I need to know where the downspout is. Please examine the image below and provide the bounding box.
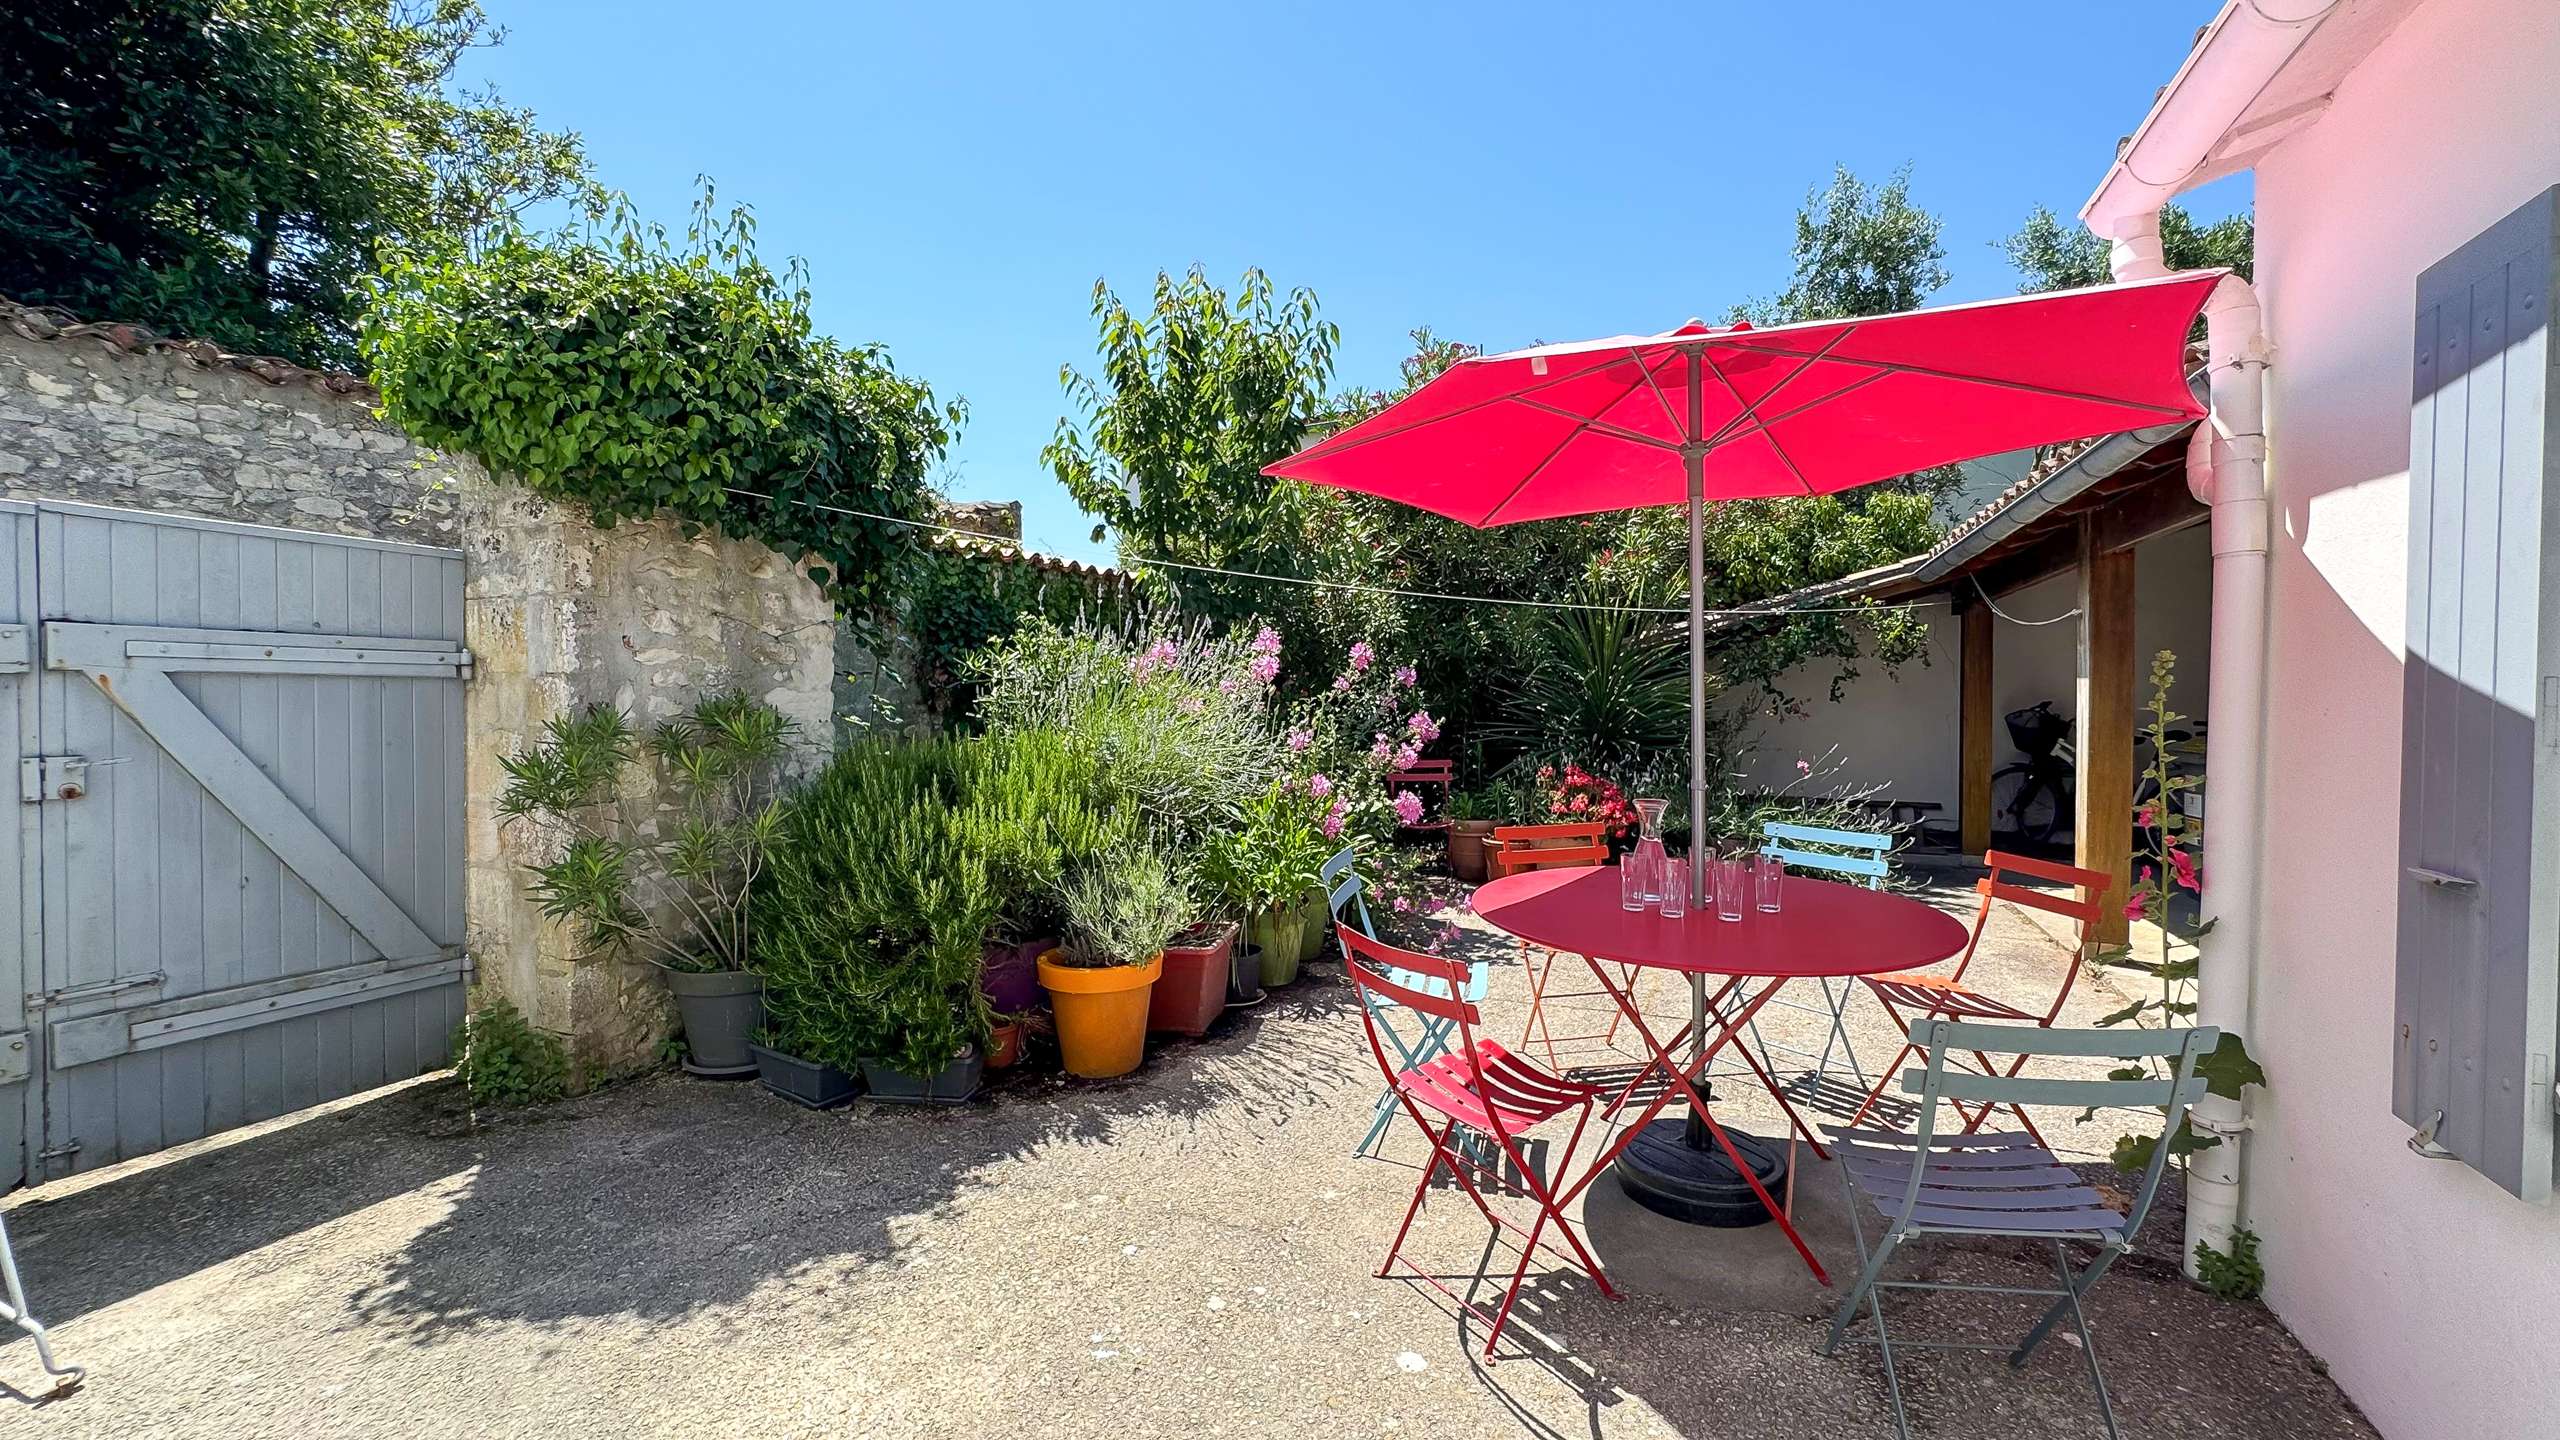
[2082,0,2321,1285]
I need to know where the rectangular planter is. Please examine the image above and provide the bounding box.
[749,1043,861,1109]
[1150,922,1236,1036]
[861,1047,984,1106]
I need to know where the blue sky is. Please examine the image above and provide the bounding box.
[469,2,2247,564]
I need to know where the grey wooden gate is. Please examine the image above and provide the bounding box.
[4,500,468,1189]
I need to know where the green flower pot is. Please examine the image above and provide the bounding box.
[1254,908,1304,987]
[1297,887,1330,963]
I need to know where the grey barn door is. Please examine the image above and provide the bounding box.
[7,501,468,1189]
[2394,187,2560,1201]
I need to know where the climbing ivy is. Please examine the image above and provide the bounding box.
[362,188,960,624]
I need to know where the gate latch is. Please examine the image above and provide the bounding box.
[19,755,92,803]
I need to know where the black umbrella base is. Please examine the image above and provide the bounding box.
[1613,1117,1789,1228]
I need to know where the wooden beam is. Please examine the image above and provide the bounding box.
[2074,524,2138,945]
[1960,601,1995,855]
[2090,470,2210,554]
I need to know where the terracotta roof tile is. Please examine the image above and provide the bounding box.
[1,297,375,400]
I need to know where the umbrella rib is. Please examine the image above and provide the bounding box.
[1693,327,1859,451]
[1504,396,1682,452]
[1477,359,1665,526]
[1704,349,1817,495]
[1637,348,1686,438]
[1705,369,1892,455]
[1702,338,2201,417]
[1275,346,1652,467]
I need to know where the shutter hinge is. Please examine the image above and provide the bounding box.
[35,1139,81,1164]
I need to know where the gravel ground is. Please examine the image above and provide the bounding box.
[1,879,2372,1439]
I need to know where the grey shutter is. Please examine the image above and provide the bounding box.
[2394,186,2560,1201]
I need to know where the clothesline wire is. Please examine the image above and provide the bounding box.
[1970,573,2082,627]
[722,485,1948,622]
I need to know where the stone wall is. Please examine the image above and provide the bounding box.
[461,477,838,1075]
[0,307,464,544]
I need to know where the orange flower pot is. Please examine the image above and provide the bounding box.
[1037,950,1163,1079]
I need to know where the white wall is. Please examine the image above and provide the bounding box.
[2245,2,2560,1434]
[1730,527,2211,816]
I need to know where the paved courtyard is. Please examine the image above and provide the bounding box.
[2,882,2370,1439]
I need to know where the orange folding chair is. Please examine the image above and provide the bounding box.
[1340,924,1617,1359]
[1489,823,1641,1069]
[1845,850,2115,1148]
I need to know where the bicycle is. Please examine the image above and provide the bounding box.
[1987,700,2074,847]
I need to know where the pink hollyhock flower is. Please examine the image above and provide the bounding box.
[1348,641,1375,672]
[1393,897,1411,914]
[2170,848,2201,892]
[1285,727,1313,752]
[1307,773,1333,799]
[1392,664,1416,688]
[2135,804,2156,828]
[1248,653,1280,684]
[1393,790,1424,826]
[1393,744,1420,771]
[2123,893,2146,921]
[1252,625,1281,656]
[1321,800,1347,839]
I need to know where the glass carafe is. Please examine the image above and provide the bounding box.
[1629,797,1670,905]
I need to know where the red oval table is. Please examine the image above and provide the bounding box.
[1472,865,1969,1283]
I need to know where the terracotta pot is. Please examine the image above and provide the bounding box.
[985,1019,1024,1071]
[1448,820,1496,881]
[1151,922,1235,1036]
[1296,888,1329,964]
[1252,909,1304,987]
[1037,950,1163,1079]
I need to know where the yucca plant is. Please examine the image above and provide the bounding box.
[496,690,795,973]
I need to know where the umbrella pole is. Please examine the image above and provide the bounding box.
[1684,348,1708,912]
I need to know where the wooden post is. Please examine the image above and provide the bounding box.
[1959,599,1995,855]
[2074,524,2137,945]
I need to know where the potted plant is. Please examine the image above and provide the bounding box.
[758,737,997,1106]
[1151,916,1236,1037]
[1204,783,1331,988]
[1039,845,1189,1079]
[1444,789,1498,881]
[748,1027,861,1109]
[496,692,794,1077]
[985,1012,1026,1070]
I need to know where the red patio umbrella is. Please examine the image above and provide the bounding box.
[1263,270,2221,898]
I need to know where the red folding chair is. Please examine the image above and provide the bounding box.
[1490,823,1637,1069]
[1341,923,1618,1359]
[1846,850,2115,1147]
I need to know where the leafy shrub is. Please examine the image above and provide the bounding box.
[1201,782,1331,925]
[452,992,572,1107]
[363,189,959,623]
[495,692,792,972]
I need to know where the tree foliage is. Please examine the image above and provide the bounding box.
[363,191,959,622]
[1,0,589,367]
[2002,202,2255,291]
[1733,165,1950,324]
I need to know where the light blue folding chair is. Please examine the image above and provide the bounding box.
[1328,846,1492,1159]
[1821,1020,2217,1440]
[0,1208,82,1396]
[1723,820,1893,1096]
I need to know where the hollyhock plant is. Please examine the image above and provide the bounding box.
[1280,634,1439,850]
[1392,790,1424,826]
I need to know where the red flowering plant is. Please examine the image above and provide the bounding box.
[1535,761,1638,843]
[2094,650,2266,1187]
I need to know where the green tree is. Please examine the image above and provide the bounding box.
[2001,203,2255,291]
[1733,164,1950,325]
[1044,267,1340,620]
[1,0,589,367]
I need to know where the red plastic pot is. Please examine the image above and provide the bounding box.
[1149,921,1236,1036]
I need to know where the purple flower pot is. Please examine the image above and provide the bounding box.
[982,937,1052,1015]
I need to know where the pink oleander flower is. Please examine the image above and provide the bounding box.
[1370,733,1394,762]
[1248,653,1280,685]
[1349,641,1375,672]
[1286,727,1313,752]
[1252,625,1282,656]
[1307,773,1333,799]
[1392,664,1416,688]
[1393,745,1420,771]
[1393,790,1424,825]
[1332,674,1353,692]
[1393,897,1411,914]
[1406,710,1440,744]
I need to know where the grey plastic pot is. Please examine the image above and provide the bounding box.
[749,1043,861,1109]
[658,965,765,1077]
[861,1046,983,1105]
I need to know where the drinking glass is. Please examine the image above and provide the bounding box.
[1660,858,1688,918]
[1755,853,1785,913]
[1620,858,1646,912]
[1714,856,1747,922]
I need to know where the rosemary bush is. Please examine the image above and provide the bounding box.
[495,692,794,972]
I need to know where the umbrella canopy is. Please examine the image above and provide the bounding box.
[1262,270,2222,524]
[1261,270,2225,906]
